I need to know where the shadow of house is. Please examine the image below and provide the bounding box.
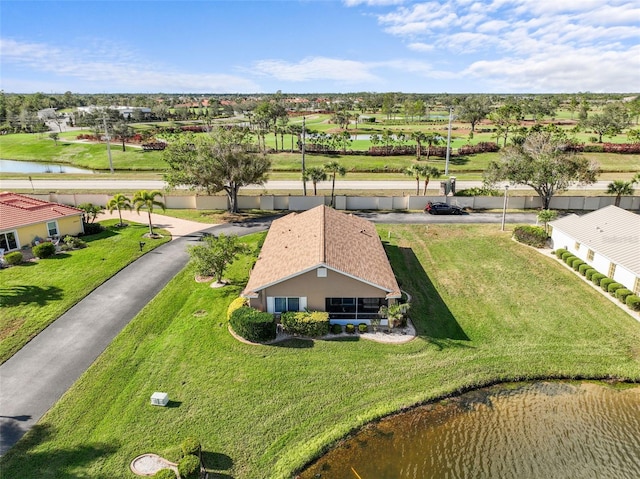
[384,244,469,344]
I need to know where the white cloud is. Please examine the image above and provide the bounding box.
[343,0,405,5]
[252,57,380,83]
[464,45,640,92]
[0,38,260,93]
[408,42,435,52]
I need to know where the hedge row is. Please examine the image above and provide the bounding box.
[555,253,640,312]
[229,307,276,343]
[513,225,548,248]
[280,311,329,337]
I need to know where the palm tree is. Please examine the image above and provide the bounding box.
[421,166,442,195]
[423,132,443,161]
[323,161,346,207]
[606,180,635,207]
[405,164,425,195]
[133,190,165,236]
[410,131,427,160]
[303,167,327,195]
[107,193,132,227]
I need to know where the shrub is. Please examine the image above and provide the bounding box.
[177,454,200,479]
[345,323,355,334]
[578,263,591,276]
[591,273,606,286]
[563,255,576,265]
[229,307,276,343]
[561,251,574,261]
[600,278,614,292]
[625,295,640,311]
[280,311,329,337]
[512,225,548,248]
[358,323,368,333]
[572,259,586,271]
[153,469,176,479]
[227,297,247,321]
[555,248,568,259]
[81,222,104,235]
[615,288,633,303]
[62,235,87,250]
[566,256,579,267]
[585,269,598,281]
[4,251,23,265]
[32,242,56,259]
[330,323,343,334]
[607,282,624,296]
[181,437,201,457]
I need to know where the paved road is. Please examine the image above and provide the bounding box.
[0,178,615,192]
[0,218,273,456]
[0,210,536,455]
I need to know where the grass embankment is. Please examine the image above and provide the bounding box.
[0,220,170,363]
[1,224,638,478]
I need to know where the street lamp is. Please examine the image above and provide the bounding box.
[301,116,307,196]
[444,106,453,176]
[501,185,509,231]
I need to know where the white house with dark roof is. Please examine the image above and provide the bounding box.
[549,205,640,294]
[242,205,401,324]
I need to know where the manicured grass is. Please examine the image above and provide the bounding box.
[0,220,170,363]
[0,133,165,171]
[2,225,638,479]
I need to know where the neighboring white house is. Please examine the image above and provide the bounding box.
[549,205,640,294]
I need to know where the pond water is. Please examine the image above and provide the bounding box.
[298,381,640,479]
[0,159,94,174]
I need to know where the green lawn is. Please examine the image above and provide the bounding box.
[0,220,170,363]
[1,224,638,478]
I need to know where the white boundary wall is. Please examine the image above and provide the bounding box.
[33,193,640,212]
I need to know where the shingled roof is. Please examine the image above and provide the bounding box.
[243,205,401,298]
[550,205,640,276]
[0,192,83,231]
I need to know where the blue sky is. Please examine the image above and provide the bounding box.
[1,0,639,94]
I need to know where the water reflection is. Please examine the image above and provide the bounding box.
[299,381,640,479]
[0,159,94,174]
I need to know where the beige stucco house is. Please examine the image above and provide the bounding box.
[242,205,401,324]
[0,192,84,253]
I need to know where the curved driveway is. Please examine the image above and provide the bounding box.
[0,216,273,455]
[0,210,536,455]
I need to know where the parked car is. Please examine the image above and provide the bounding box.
[424,202,463,215]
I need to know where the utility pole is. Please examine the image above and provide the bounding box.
[102,116,114,174]
[301,116,307,196]
[445,106,453,176]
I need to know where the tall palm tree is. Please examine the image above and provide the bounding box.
[422,166,442,195]
[106,193,132,227]
[404,164,427,195]
[133,190,165,235]
[423,132,443,161]
[606,180,635,207]
[303,167,327,195]
[410,131,427,160]
[323,161,346,207]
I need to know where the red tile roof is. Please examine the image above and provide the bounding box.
[243,205,401,298]
[0,192,83,231]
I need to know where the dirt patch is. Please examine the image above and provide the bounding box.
[130,453,177,476]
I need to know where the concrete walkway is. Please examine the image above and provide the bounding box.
[0,215,272,455]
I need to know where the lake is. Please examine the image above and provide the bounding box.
[298,381,640,479]
[1,159,94,174]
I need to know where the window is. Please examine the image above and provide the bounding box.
[587,249,594,261]
[0,231,18,251]
[634,278,640,296]
[574,241,580,251]
[273,297,300,313]
[326,297,385,319]
[46,221,59,237]
[608,263,616,278]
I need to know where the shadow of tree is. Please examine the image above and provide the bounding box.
[202,451,234,475]
[269,338,315,348]
[0,285,64,307]
[384,244,470,344]
[0,423,118,479]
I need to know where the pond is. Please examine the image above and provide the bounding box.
[298,381,640,479]
[0,159,94,174]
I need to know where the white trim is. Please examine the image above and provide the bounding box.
[299,297,307,311]
[46,220,59,237]
[0,230,20,251]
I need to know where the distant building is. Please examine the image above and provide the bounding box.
[76,106,151,119]
[549,205,640,294]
